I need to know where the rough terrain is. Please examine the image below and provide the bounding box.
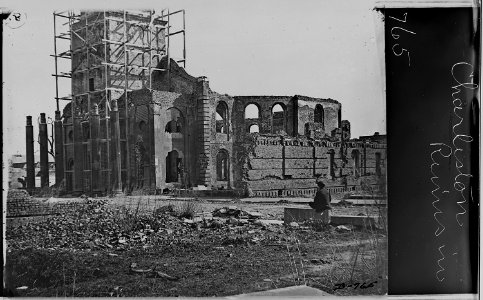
[5,196,387,297]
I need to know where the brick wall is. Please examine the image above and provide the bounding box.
[239,135,386,196]
[6,190,87,218]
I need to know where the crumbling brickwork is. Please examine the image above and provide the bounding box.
[54,10,386,196]
[6,190,87,218]
[238,135,386,196]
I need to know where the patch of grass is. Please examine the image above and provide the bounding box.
[174,200,200,219]
[6,248,77,290]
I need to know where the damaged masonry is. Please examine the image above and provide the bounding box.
[7,8,387,297]
[25,10,386,197]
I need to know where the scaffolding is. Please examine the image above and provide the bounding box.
[52,9,186,193]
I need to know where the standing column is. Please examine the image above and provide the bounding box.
[91,104,100,192]
[39,113,49,188]
[26,116,35,192]
[73,114,83,191]
[197,77,211,187]
[110,99,122,194]
[54,110,64,186]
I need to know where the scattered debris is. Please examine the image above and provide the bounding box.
[335,225,352,232]
[310,258,332,264]
[212,206,263,219]
[149,270,179,281]
[155,205,175,215]
[333,199,353,206]
[129,263,179,281]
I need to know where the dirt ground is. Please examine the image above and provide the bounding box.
[113,196,382,219]
[5,196,387,297]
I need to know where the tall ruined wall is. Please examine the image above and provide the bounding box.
[150,91,195,190]
[129,84,236,191]
[127,61,198,191]
[238,135,386,197]
[295,96,341,137]
[233,96,296,136]
[127,89,155,190]
[208,91,235,189]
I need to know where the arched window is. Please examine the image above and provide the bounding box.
[166,150,180,183]
[165,108,183,133]
[272,104,285,134]
[375,152,382,176]
[248,124,259,133]
[67,130,73,142]
[67,158,74,171]
[138,121,146,131]
[245,104,259,119]
[351,149,361,178]
[314,104,324,124]
[216,101,228,133]
[216,150,229,181]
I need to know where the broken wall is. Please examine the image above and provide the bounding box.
[151,90,196,190]
[208,91,235,189]
[232,96,296,137]
[240,135,386,197]
[295,96,341,137]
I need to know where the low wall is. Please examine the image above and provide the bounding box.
[252,184,380,198]
[6,189,86,218]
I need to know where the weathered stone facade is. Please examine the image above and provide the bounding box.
[60,57,385,195]
[58,11,386,196]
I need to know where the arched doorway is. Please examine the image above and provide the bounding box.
[272,104,285,134]
[216,150,229,181]
[166,150,180,183]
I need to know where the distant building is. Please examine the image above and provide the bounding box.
[8,154,55,189]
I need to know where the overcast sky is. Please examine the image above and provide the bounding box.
[3,0,386,158]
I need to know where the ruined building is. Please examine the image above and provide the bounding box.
[40,10,386,196]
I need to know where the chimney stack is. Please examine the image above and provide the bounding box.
[39,113,49,188]
[26,116,35,192]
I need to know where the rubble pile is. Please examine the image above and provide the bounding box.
[6,201,303,251]
[212,206,264,219]
[7,199,185,250]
